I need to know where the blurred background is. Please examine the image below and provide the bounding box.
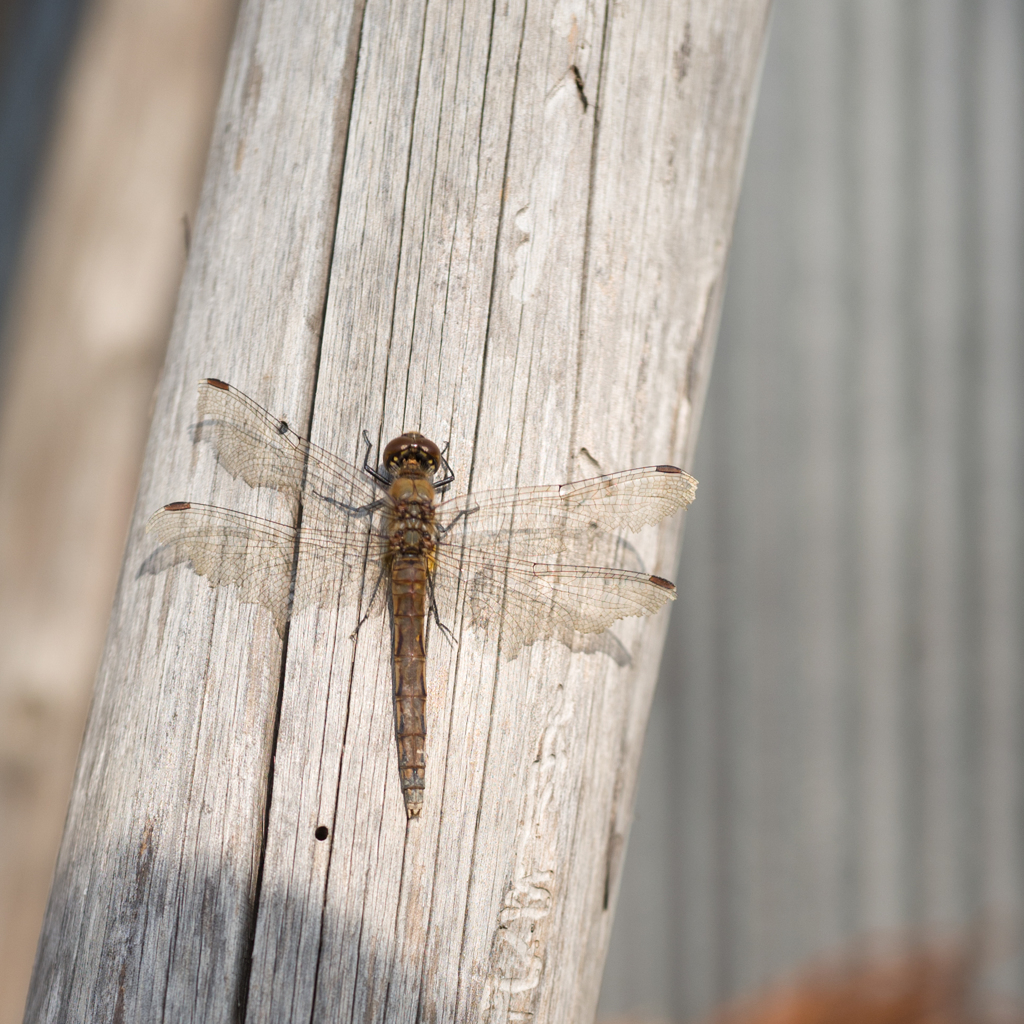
[0,1,1020,1023]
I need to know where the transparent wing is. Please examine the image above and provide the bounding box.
[145,502,386,636]
[433,548,676,661]
[430,463,693,658]
[194,379,381,516]
[435,465,696,559]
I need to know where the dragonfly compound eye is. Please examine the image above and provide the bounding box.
[383,432,441,474]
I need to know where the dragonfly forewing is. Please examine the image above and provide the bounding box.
[195,378,382,515]
[435,464,697,546]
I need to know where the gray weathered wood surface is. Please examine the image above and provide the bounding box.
[25,1,770,1021]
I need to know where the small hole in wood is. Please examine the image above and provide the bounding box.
[315,825,329,841]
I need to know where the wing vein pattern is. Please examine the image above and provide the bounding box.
[145,379,697,657]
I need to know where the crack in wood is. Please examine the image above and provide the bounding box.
[570,64,588,112]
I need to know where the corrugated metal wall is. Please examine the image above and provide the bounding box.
[599,1,1024,1020]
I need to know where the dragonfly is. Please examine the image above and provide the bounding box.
[146,379,697,818]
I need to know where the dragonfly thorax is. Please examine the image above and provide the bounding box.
[386,477,438,557]
[388,475,436,505]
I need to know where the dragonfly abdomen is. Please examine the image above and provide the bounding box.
[391,555,428,819]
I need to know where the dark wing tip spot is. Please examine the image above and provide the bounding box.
[164,501,192,511]
[656,464,682,474]
[206,378,230,390]
[278,419,289,434]
[649,575,675,591]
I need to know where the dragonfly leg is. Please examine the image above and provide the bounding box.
[350,565,387,640]
[362,430,391,487]
[434,441,456,493]
[426,573,457,649]
[314,493,385,517]
[436,505,474,536]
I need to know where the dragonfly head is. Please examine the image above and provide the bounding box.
[383,432,442,478]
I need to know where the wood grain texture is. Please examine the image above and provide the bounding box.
[25,1,770,1021]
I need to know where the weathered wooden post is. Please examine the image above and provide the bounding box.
[24,1,770,1021]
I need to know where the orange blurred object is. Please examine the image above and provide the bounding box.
[706,939,1022,1024]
